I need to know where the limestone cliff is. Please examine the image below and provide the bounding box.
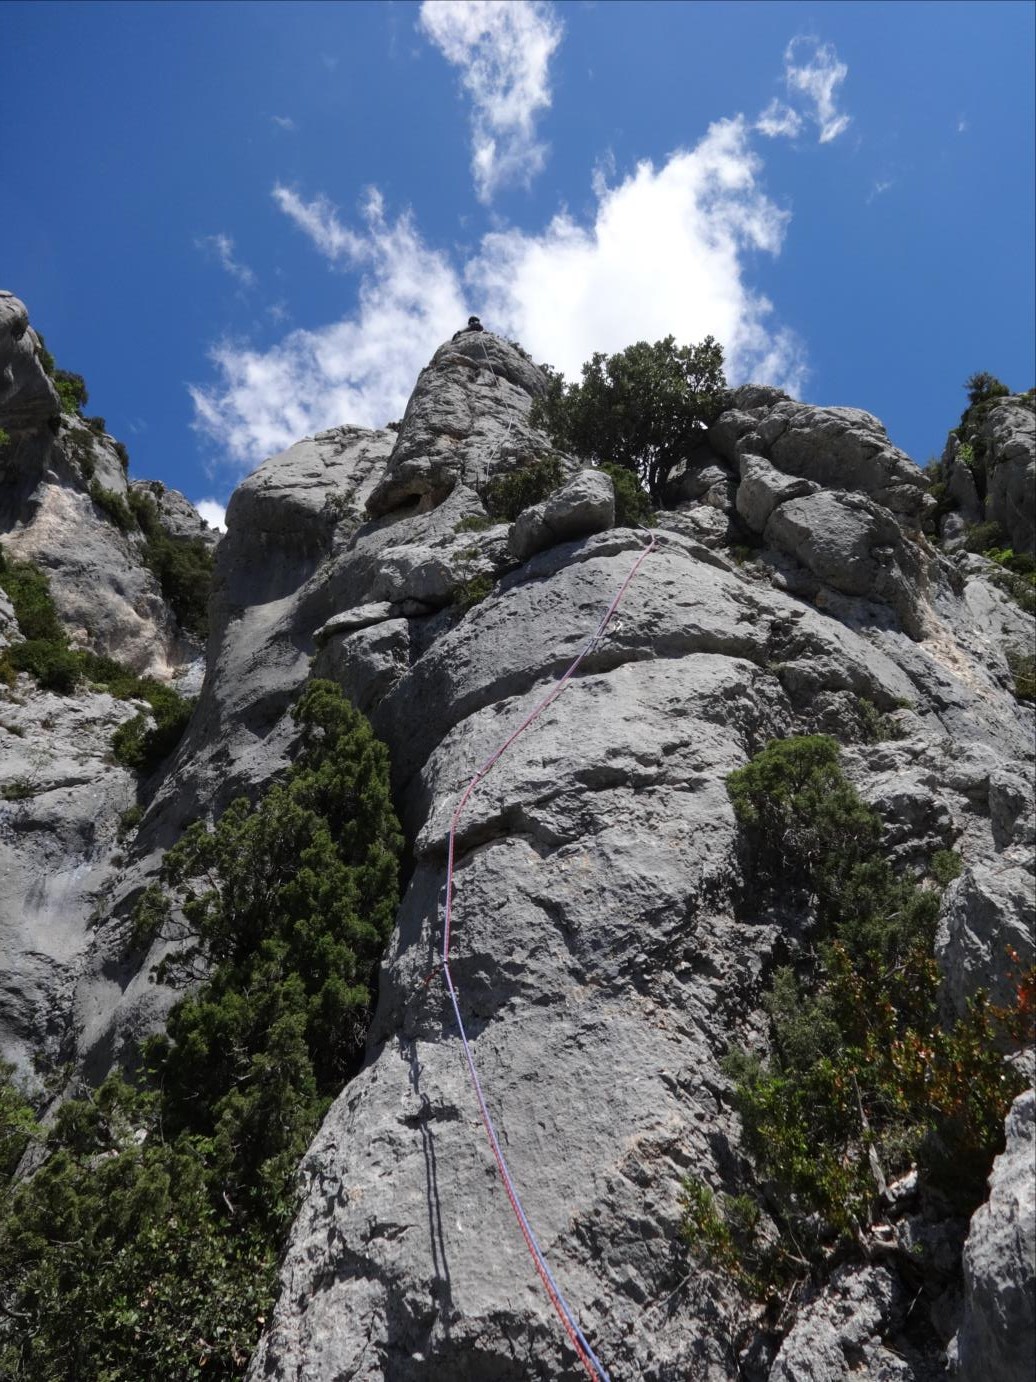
[0,293,215,1086]
[1,296,1033,1380]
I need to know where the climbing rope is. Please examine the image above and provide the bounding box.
[437,529,658,1381]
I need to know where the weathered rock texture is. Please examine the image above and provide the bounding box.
[0,294,214,1085]
[2,310,1033,1379]
[952,1090,1036,1382]
[936,394,1036,555]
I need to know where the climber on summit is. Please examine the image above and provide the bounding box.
[452,315,484,341]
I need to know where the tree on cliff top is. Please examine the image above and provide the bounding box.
[530,335,727,501]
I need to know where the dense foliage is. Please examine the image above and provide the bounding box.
[0,548,195,773]
[0,680,402,1378]
[529,335,727,500]
[682,736,1032,1298]
[128,489,215,639]
[53,369,88,416]
[481,454,564,522]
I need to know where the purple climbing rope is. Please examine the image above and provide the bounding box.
[438,530,658,1382]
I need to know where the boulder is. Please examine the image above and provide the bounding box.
[764,402,928,519]
[764,490,928,635]
[736,452,819,533]
[510,469,615,560]
[0,290,58,431]
[953,1090,1036,1382]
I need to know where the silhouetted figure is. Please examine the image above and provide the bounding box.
[452,315,484,341]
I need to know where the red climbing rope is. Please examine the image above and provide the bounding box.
[439,529,658,1381]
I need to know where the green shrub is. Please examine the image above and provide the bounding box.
[53,369,88,415]
[118,803,143,838]
[3,640,81,694]
[982,548,1036,614]
[529,335,727,500]
[856,696,905,743]
[597,461,655,528]
[113,440,130,474]
[0,428,10,450]
[127,491,214,638]
[83,415,107,436]
[0,550,66,643]
[1006,648,1035,702]
[963,520,1006,552]
[110,681,195,776]
[454,514,494,534]
[0,682,401,1378]
[964,372,1010,409]
[691,737,1032,1299]
[455,572,495,612]
[89,481,136,533]
[1,779,36,802]
[482,455,564,522]
[34,334,56,378]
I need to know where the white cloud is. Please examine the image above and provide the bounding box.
[190,192,466,466]
[755,99,803,140]
[271,114,297,131]
[191,118,806,470]
[195,233,256,288]
[195,499,227,532]
[468,117,806,392]
[867,179,894,203]
[418,0,563,202]
[272,183,368,262]
[783,37,850,143]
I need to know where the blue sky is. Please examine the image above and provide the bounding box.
[4,0,1034,526]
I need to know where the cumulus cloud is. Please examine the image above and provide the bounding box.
[195,499,227,532]
[191,117,807,470]
[194,233,255,287]
[190,192,465,466]
[783,37,850,143]
[271,114,297,131]
[468,117,806,392]
[418,0,563,202]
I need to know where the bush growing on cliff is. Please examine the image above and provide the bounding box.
[682,736,1032,1300]
[529,335,727,501]
[482,454,564,521]
[128,489,214,639]
[0,681,402,1378]
[0,550,196,767]
[53,369,88,416]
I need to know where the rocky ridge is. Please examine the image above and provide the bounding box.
[1,299,1033,1379]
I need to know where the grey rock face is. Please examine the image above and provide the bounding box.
[710,398,927,519]
[769,1265,915,1381]
[764,490,931,637]
[981,397,1036,556]
[367,335,554,518]
[0,680,138,1088]
[953,1090,1036,1382]
[935,864,1035,1020]
[4,314,1032,1378]
[0,290,58,431]
[129,479,221,548]
[736,452,819,533]
[510,469,615,559]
